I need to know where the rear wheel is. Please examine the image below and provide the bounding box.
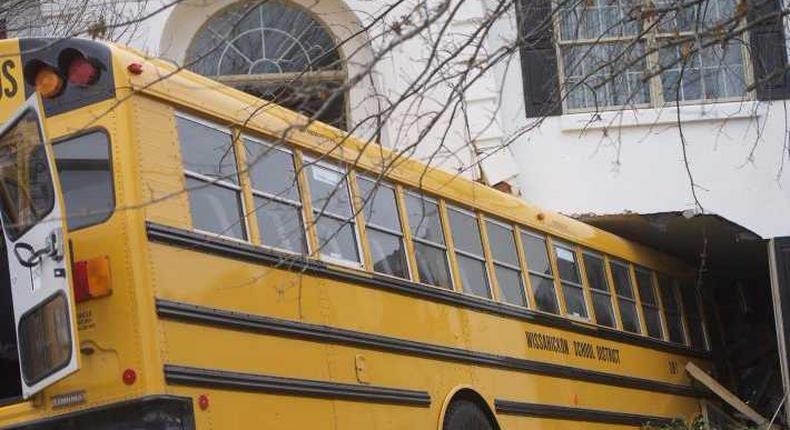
[443,399,496,430]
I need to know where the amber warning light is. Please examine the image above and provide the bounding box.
[26,50,102,99]
[73,256,112,302]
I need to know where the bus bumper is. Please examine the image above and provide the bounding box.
[2,396,195,430]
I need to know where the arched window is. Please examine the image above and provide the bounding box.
[186,1,347,129]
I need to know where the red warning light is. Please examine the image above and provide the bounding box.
[127,63,143,75]
[122,368,137,385]
[198,394,209,410]
[67,56,99,86]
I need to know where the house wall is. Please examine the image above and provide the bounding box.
[118,0,790,238]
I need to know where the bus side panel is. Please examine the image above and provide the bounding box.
[130,96,190,229]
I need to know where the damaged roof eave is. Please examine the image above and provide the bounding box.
[576,211,766,274]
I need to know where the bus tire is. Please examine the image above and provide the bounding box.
[442,399,496,430]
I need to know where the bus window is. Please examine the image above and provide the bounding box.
[357,176,409,279]
[610,261,641,334]
[583,253,616,328]
[679,282,707,349]
[521,232,559,314]
[447,206,490,298]
[405,193,452,289]
[53,130,113,230]
[304,159,361,265]
[243,137,306,254]
[634,267,664,339]
[486,219,526,307]
[658,275,687,344]
[554,243,588,319]
[176,115,246,240]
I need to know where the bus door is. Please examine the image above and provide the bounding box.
[0,95,78,398]
[769,237,790,424]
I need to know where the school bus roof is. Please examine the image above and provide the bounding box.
[96,39,692,275]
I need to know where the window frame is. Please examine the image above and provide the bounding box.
[521,229,561,315]
[356,174,412,280]
[551,240,590,321]
[241,133,308,255]
[52,127,115,231]
[301,155,364,268]
[552,0,755,113]
[446,205,492,299]
[403,190,455,290]
[633,265,666,340]
[176,111,249,242]
[581,250,618,328]
[609,259,642,334]
[485,217,528,308]
[656,274,689,345]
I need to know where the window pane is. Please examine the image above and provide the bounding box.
[496,265,526,307]
[0,110,54,240]
[367,228,409,279]
[18,293,71,384]
[592,291,616,328]
[54,131,113,230]
[666,318,685,343]
[456,254,490,298]
[583,254,608,292]
[658,276,679,310]
[634,268,657,304]
[554,245,581,284]
[306,162,353,218]
[244,139,299,201]
[679,283,707,349]
[448,208,483,255]
[559,0,641,40]
[522,233,552,276]
[315,216,359,263]
[405,194,445,244]
[176,116,237,183]
[618,299,640,333]
[531,275,559,314]
[486,221,519,266]
[563,285,588,318]
[610,262,634,298]
[357,177,402,232]
[414,242,452,289]
[186,177,245,239]
[659,40,746,103]
[687,317,707,349]
[254,197,305,254]
[644,307,664,339]
[562,42,649,110]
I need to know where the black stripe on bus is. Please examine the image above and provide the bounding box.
[146,222,710,359]
[157,299,704,398]
[494,399,676,426]
[164,365,431,406]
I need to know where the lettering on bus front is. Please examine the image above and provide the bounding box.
[526,330,621,364]
[1,60,17,99]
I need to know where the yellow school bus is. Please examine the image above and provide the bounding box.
[0,37,714,429]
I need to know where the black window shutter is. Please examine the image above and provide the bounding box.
[748,0,789,100]
[516,0,562,117]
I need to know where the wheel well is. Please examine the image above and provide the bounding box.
[444,388,500,430]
